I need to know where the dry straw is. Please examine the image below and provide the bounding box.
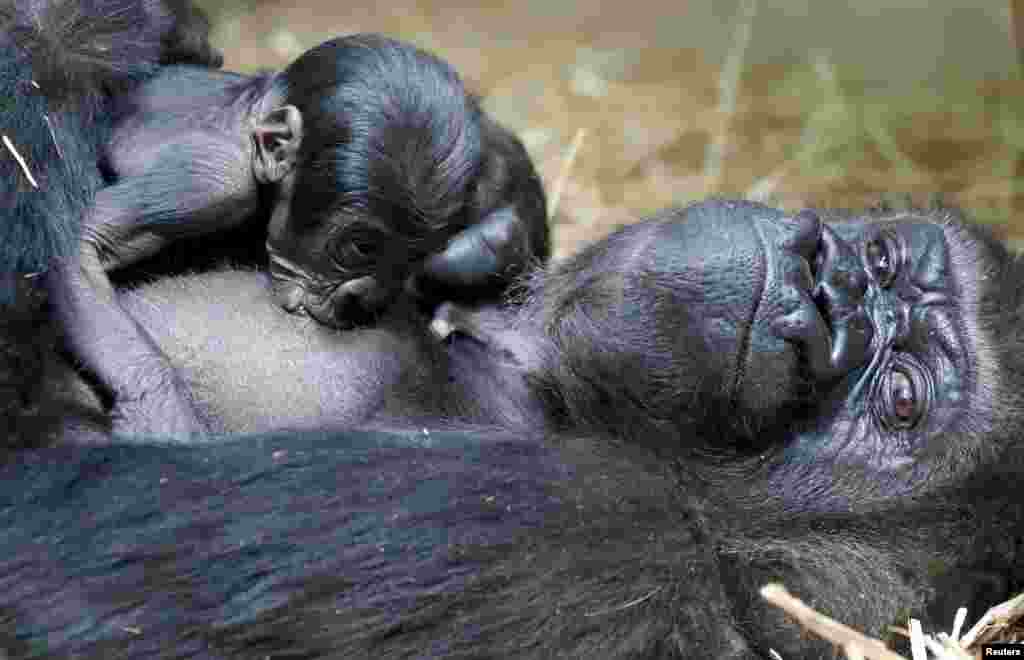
[762,583,1024,660]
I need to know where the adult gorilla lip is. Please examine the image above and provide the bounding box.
[758,220,875,405]
[729,208,831,415]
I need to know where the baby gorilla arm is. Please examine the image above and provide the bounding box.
[49,247,204,436]
[46,86,301,437]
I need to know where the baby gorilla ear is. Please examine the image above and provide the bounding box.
[253,105,303,184]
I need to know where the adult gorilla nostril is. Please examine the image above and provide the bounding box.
[814,226,868,304]
[804,225,875,379]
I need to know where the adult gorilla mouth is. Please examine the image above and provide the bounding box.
[706,205,873,422]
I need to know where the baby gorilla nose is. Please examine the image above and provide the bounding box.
[273,281,306,313]
[305,275,396,329]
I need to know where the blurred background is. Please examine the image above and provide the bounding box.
[196,0,1024,258]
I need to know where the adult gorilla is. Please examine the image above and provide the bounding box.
[9,199,1024,659]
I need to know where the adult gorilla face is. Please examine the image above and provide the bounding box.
[528,201,993,475]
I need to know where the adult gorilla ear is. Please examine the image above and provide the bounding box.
[253,105,303,184]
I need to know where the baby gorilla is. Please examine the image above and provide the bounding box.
[74,33,547,324]
[45,31,548,435]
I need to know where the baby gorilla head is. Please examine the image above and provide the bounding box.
[264,35,546,328]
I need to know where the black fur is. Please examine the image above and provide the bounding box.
[5,4,1024,659]
[1,418,1022,658]
[0,0,220,444]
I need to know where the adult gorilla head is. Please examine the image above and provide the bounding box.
[519,201,1005,469]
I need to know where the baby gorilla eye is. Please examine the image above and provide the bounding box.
[348,238,377,259]
[881,367,923,429]
[864,232,900,288]
[328,228,384,272]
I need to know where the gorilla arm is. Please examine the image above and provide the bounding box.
[46,84,304,437]
[1,0,224,442]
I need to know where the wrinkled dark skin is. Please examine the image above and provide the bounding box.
[43,31,548,437]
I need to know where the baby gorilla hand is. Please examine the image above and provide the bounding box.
[411,206,537,303]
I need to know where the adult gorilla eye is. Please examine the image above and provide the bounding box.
[864,232,899,288]
[883,367,923,429]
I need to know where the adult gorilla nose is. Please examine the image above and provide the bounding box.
[812,225,873,375]
[768,220,873,384]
